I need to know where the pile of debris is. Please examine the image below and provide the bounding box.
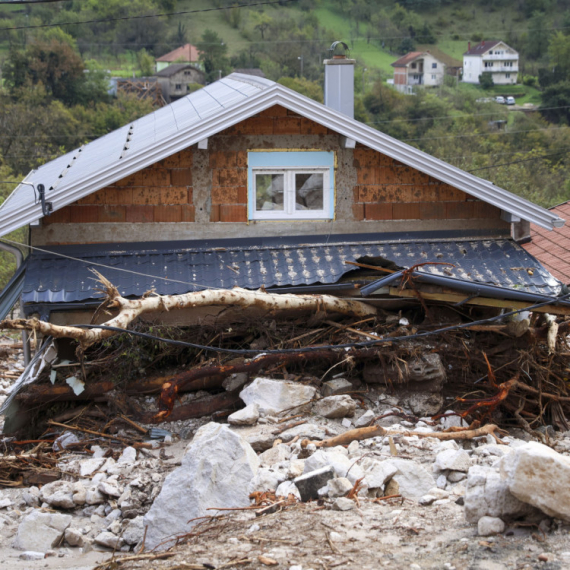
[0,278,570,566]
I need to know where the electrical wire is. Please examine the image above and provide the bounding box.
[467,150,569,173]
[0,0,298,31]
[69,291,570,356]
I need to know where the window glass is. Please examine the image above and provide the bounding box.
[295,173,323,210]
[256,173,284,211]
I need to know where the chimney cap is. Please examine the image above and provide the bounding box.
[329,41,350,59]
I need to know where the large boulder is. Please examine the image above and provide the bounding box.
[143,423,259,551]
[14,510,72,552]
[499,441,570,522]
[464,465,538,523]
[240,378,316,415]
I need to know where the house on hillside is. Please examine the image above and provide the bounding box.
[155,64,205,103]
[391,52,446,94]
[463,40,518,85]
[523,201,570,285]
[0,51,565,339]
[155,44,201,72]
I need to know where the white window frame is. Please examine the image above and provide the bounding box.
[250,167,331,220]
[248,151,335,221]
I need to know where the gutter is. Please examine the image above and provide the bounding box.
[360,270,570,307]
[0,241,30,365]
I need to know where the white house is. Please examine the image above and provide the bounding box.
[391,52,446,94]
[463,40,518,85]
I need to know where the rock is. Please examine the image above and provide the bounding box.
[312,395,356,419]
[447,471,467,483]
[478,516,505,536]
[91,445,106,459]
[0,498,14,509]
[248,468,284,494]
[19,552,45,560]
[354,410,375,428]
[275,481,301,500]
[53,431,79,452]
[118,447,137,464]
[240,378,316,415]
[499,441,570,522]
[228,404,260,426]
[294,466,335,502]
[279,424,327,442]
[64,528,85,547]
[80,458,105,477]
[321,378,353,397]
[363,460,398,490]
[341,418,352,428]
[464,465,539,523]
[440,412,468,430]
[258,444,291,467]
[383,459,435,499]
[123,516,144,546]
[303,450,364,485]
[419,495,437,506]
[222,372,248,392]
[98,481,122,498]
[40,480,75,509]
[327,477,353,498]
[143,422,259,551]
[246,426,278,452]
[94,531,123,549]
[14,510,72,552]
[333,497,355,511]
[85,488,106,505]
[433,449,471,473]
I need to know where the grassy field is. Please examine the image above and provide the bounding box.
[457,82,542,105]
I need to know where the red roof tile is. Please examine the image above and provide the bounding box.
[463,40,502,56]
[523,201,570,284]
[156,44,200,63]
[391,52,425,68]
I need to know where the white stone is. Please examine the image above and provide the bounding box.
[478,516,505,536]
[288,459,305,479]
[447,471,466,483]
[279,424,327,442]
[0,498,14,508]
[40,480,75,509]
[440,412,468,430]
[364,460,398,490]
[275,481,301,500]
[95,531,123,549]
[303,450,364,485]
[19,551,45,560]
[118,447,137,464]
[312,395,356,419]
[434,449,471,473]
[333,497,355,511]
[91,445,106,459]
[341,418,352,428]
[321,378,353,397]
[248,468,284,494]
[258,444,291,467]
[14,510,72,552]
[64,528,85,547]
[240,378,316,415]
[98,481,122,498]
[85,488,106,505]
[123,516,145,546]
[79,458,105,477]
[464,465,538,523]
[347,440,360,455]
[144,423,259,551]
[383,459,436,499]
[499,441,570,521]
[228,403,260,426]
[327,477,353,498]
[354,409,375,428]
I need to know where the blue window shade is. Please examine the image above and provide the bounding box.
[248,151,335,220]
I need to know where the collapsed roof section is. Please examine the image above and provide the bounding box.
[0,74,564,237]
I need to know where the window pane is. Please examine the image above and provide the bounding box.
[295,173,323,210]
[256,174,284,211]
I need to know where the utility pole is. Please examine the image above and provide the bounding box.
[298,55,304,78]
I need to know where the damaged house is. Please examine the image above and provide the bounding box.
[0,48,569,434]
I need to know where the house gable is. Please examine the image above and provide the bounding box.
[34,105,505,246]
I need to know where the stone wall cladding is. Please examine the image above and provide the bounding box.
[45,149,195,225]
[351,146,502,222]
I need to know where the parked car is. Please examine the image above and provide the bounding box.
[495,96,505,104]
[506,96,516,105]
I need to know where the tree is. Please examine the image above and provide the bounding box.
[548,31,570,80]
[526,10,550,59]
[399,37,415,54]
[197,29,230,83]
[277,77,323,102]
[251,11,273,40]
[540,81,570,123]
[137,49,155,77]
[479,71,494,89]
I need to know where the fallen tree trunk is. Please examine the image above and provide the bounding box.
[0,272,377,348]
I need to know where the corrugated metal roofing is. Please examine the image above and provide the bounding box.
[21,237,562,306]
[0,73,564,235]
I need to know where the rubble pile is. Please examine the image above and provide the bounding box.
[0,369,569,567]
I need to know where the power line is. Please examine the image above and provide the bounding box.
[0,0,298,31]
[401,125,569,142]
[466,150,569,172]
[0,0,67,4]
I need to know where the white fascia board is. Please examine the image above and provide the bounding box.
[0,81,563,236]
